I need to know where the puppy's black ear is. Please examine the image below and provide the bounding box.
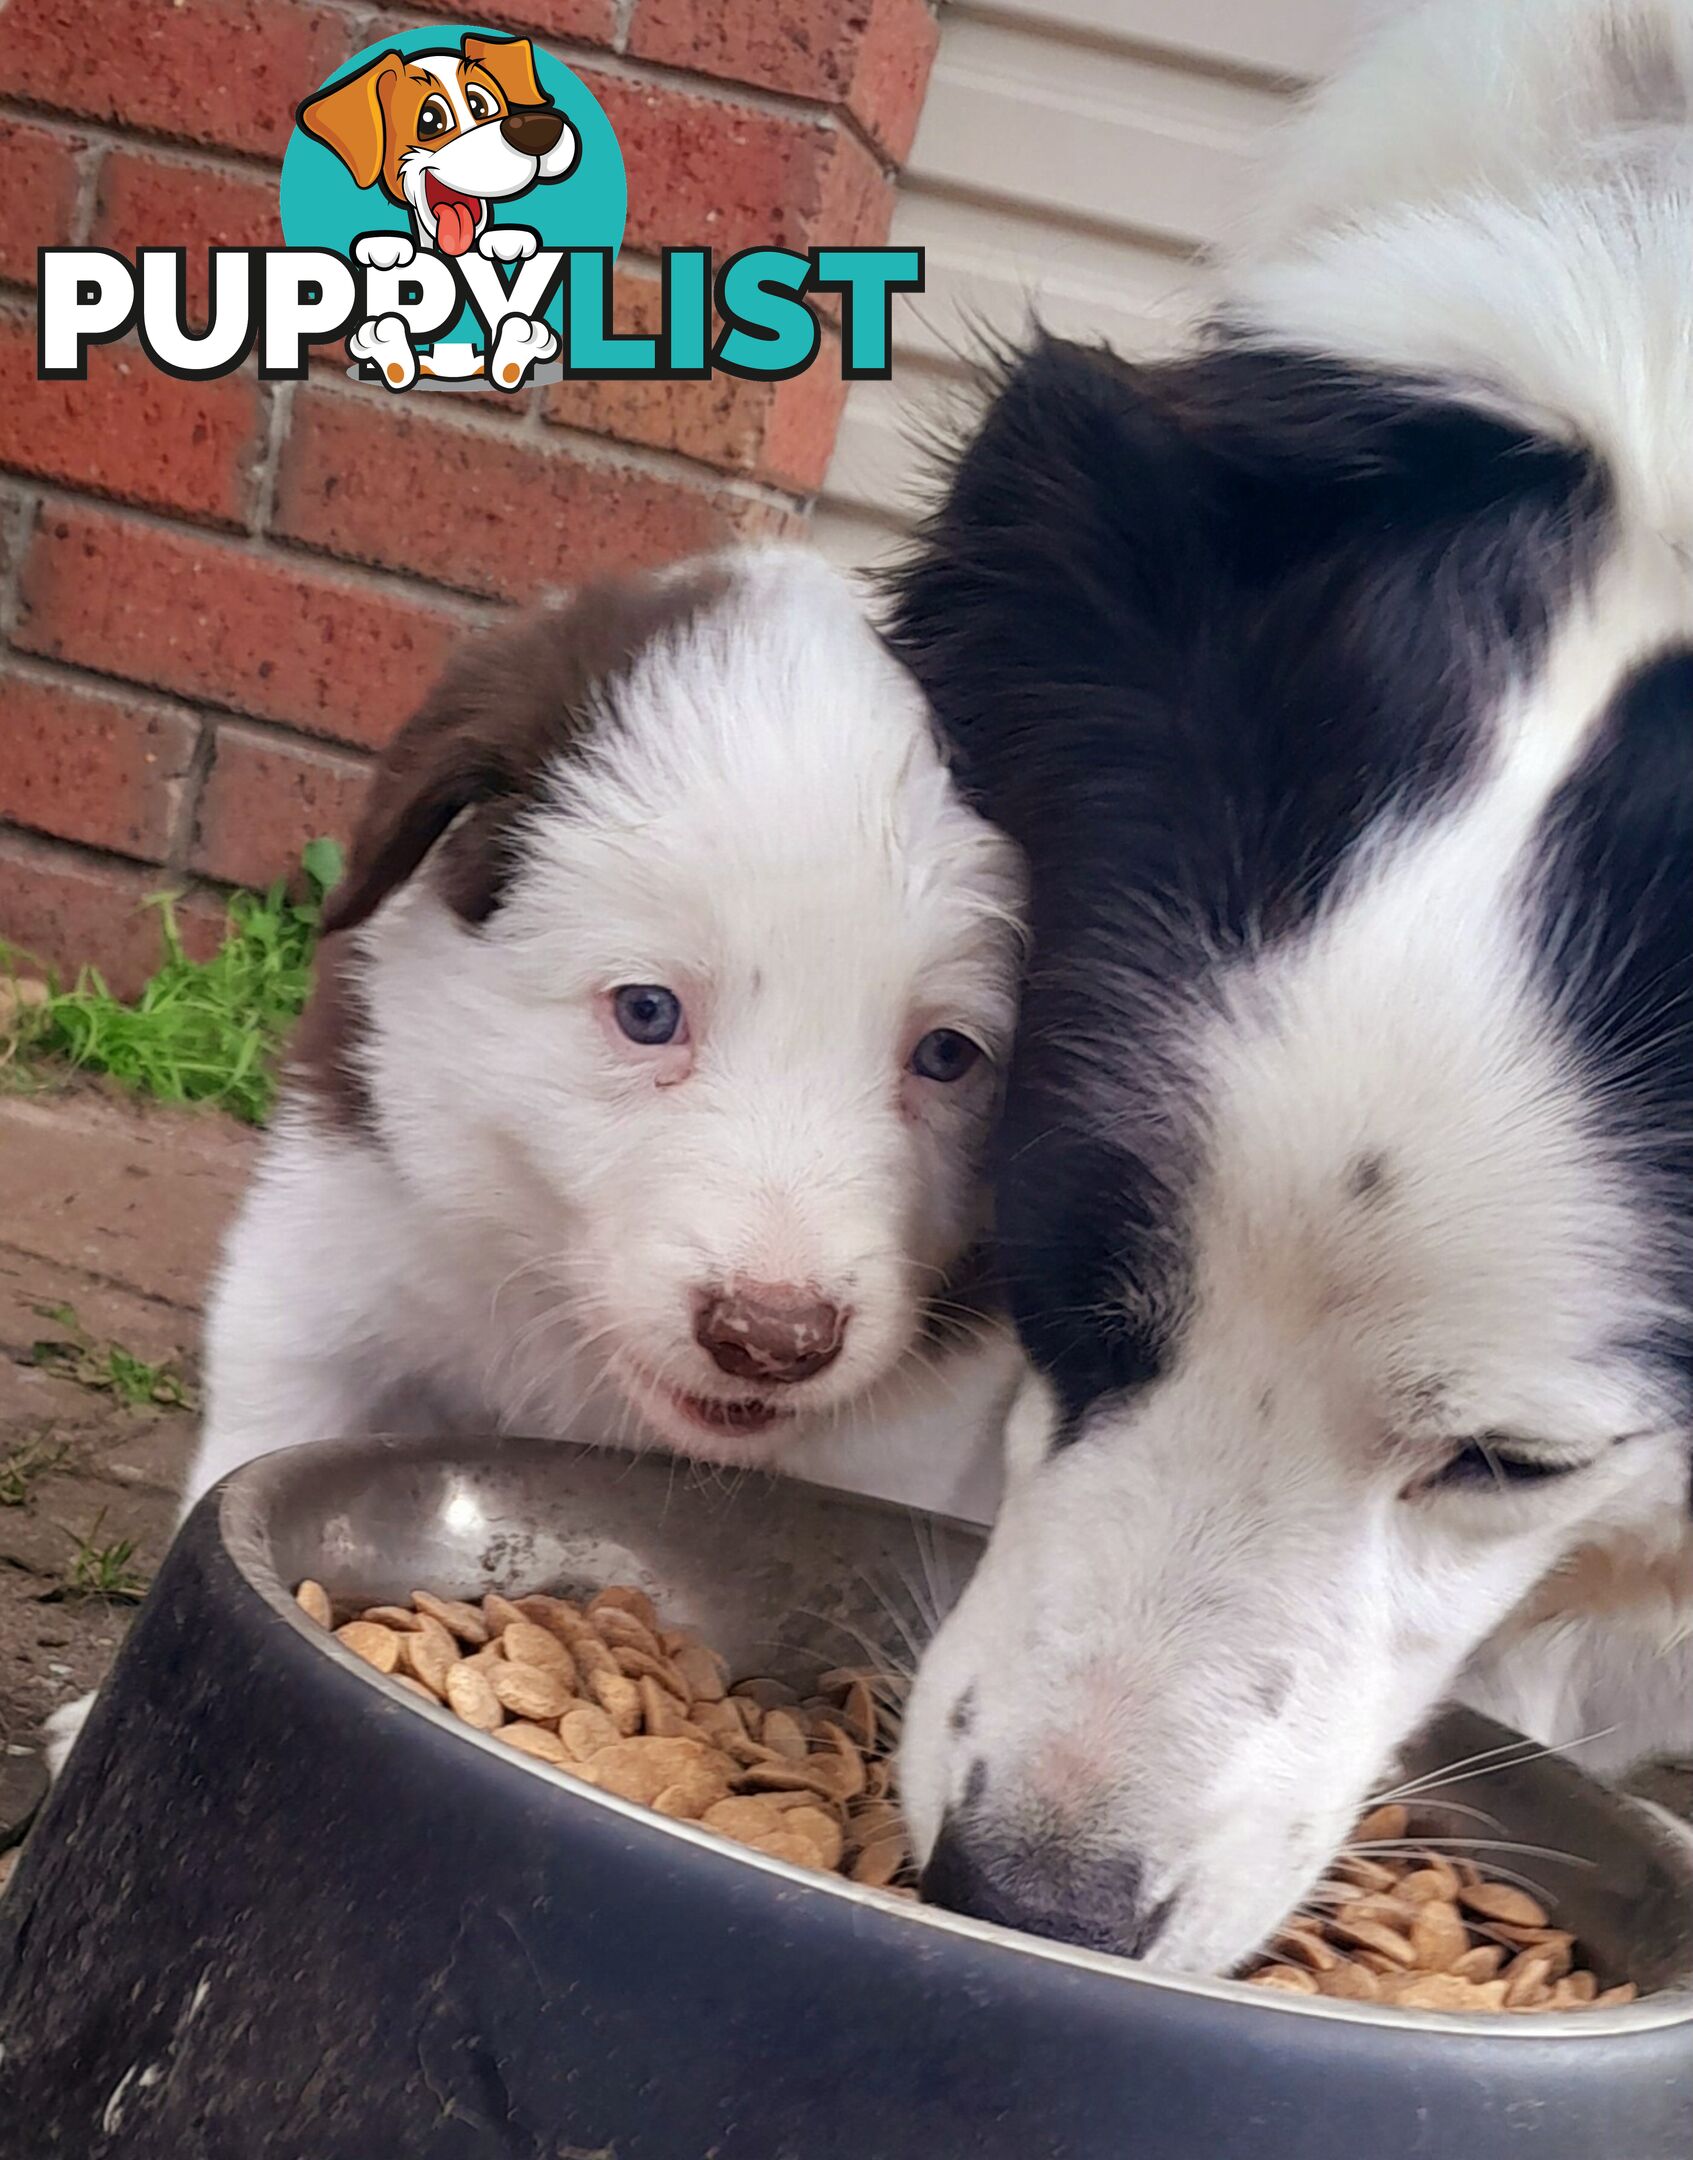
[323,566,731,935]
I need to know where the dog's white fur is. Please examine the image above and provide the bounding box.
[902,0,1693,1976]
[44,549,1024,1774]
[199,548,1023,1517]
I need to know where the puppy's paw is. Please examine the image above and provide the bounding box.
[349,313,418,391]
[44,1691,95,1778]
[487,314,558,392]
[478,224,539,265]
[353,232,416,272]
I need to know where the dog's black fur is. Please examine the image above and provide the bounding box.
[885,333,1618,1433]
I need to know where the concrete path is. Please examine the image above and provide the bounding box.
[0,1084,253,1813]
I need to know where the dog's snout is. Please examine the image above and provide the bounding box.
[919,1809,1172,1959]
[501,108,565,156]
[694,1284,846,1384]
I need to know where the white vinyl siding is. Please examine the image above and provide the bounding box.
[812,0,1371,568]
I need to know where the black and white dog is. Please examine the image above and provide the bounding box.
[891,0,1693,1976]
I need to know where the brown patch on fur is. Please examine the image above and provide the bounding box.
[290,932,376,1135]
[294,561,733,1133]
[322,563,734,937]
[1513,1527,1693,1633]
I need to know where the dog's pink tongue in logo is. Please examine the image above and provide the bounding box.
[424,174,481,257]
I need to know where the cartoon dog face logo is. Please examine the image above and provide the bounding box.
[298,34,580,256]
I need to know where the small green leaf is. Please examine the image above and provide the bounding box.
[300,837,345,898]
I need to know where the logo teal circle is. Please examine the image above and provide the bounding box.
[279,23,624,346]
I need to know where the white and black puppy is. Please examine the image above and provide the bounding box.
[193,546,1023,1523]
[890,0,1692,1976]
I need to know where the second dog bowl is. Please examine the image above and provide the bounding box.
[2,1435,1690,2158]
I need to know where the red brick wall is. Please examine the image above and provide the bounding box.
[0,0,939,992]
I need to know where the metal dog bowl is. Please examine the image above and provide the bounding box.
[2,1437,1689,2158]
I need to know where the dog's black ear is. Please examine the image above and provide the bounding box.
[883,335,1213,838]
[884,330,1602,878]
[322,566,732,936]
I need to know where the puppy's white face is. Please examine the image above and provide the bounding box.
[900,806,1687,1974]
[362,551,1022,1462]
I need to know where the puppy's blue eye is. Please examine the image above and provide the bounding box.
[613,985,683,1046]
[909,1028,983,1083]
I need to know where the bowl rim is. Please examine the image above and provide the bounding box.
[219,1436,1693,2041]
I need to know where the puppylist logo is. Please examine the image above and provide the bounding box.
[36,23,922,395]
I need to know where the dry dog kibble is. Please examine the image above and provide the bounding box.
[303,1578,915,1896]
[305,1574,1640,2014]
[490,1660,574,1722]
[444,1659,504,1732]
[1243,1802,1633,2015]
[335,1620,400,1673]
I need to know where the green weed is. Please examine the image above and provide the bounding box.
[0,1438,68,1507]
[31,1304,199,1413]
[1,838,342,1125]
[64,1511,148,1601]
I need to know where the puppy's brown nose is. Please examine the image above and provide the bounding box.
[694,1286,846,1385]
[501,108,565,156]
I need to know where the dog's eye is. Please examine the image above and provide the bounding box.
[465,85,496,121]
[417,96,453,140]
[1418,1437,1582,1494]
[909,1028,984,1084]
[612,985,685,1047]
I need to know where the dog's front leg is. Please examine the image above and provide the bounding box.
[185,1126,418,1519]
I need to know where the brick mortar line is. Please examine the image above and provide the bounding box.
[5,289,812,527]
[0,100,279,185]
[167,715,220,879]
[192,710,375,775]
[1,28,867,179]
[17,479,499,629]
[0,818,235,907]
[249,377,295,539]
[530,403,809,512]
[0,484,40,643]
[0,584,453,755]
[66,135,108,250]
[0,98,285,181]
[353,7,859,136]
[0,646,205,725]
[297,368,807,514]
[0,635,210,872]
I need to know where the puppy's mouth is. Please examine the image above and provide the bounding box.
[612,1356,799,1455]
[664,1388,791,1438]
[423,172,485,257]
